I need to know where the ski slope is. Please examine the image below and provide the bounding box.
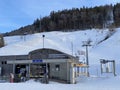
[0,29,111,57]
[0,28,120,90]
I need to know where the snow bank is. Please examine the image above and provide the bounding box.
[0,77,120,90]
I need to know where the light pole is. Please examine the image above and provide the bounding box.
[42,34,48,83]
[82,40,92,76]
[42,35,45,48]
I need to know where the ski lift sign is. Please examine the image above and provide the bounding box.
[32,59,43,63]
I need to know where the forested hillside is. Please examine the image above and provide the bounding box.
[4,3,120,36]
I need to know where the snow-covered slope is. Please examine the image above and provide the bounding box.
[0,28,120,90]
[1,29,109,55]
[0,29,118,64]
[90,29,120,64]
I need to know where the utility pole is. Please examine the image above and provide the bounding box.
[71,42,73,56]
[82,40,92,76]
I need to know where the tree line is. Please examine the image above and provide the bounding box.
[4,3,120,36]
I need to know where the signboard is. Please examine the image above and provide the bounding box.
[32,60,43,63]
[48,54,67,58]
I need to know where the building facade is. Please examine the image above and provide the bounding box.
[0,48,80,83]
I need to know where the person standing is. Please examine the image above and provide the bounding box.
[10,73,14,83]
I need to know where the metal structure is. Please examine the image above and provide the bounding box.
[100,59,116,76]
[76,63,89,76]
[82,40,92,76]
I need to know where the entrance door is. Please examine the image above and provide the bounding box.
[15,64,29,79]
[30,63,50,78]
[15,64,26,75]
[15,64,27,82]
[30,64,46,78]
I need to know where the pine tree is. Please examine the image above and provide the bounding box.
[0,34,4,47]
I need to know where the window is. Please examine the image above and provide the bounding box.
[1,61,7,64]
[55,64,60,71]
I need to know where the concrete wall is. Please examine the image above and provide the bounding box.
[1,64,13,76]
[49,62,71,82]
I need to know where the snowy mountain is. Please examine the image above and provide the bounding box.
[0,28,120,90]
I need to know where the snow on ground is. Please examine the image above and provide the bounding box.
[0,28,120,90]
[0,77,120,90]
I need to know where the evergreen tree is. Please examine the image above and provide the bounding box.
[0,34,4,47]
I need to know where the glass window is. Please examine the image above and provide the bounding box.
[55,64,60,71]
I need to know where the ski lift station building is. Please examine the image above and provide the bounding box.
[0,48,82,84]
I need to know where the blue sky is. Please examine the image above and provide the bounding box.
[0,0,119,33]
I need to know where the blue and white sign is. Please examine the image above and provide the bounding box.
[32,60,43,63]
